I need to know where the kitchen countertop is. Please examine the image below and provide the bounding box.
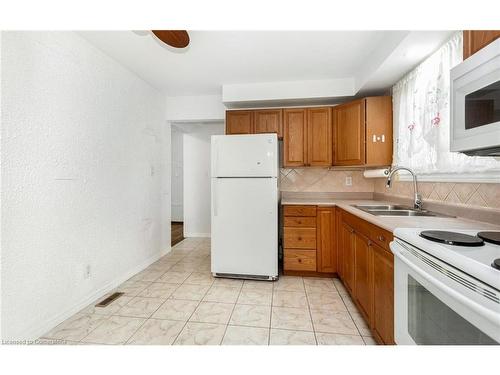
[281,197,500,233]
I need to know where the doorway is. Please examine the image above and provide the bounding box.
[171,125,184,246]
[170,122,224,246]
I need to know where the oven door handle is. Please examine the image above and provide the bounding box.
[392,243,500,329]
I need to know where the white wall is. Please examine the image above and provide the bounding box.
[165,95,225,122]
[171,126,184,222]
[1,32,168,340]
[222,78,355,105]
[182,124,224,237]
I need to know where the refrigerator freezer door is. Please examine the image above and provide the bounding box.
[211,177,278,278]
[211,134,278,178]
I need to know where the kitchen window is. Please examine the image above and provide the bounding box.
[392,32,500,182]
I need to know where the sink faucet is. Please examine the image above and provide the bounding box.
[386,166,423,210]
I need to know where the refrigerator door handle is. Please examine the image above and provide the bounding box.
[213,179,218,217]
[214,141,219,177]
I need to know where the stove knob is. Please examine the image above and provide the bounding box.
[492,259,500,270]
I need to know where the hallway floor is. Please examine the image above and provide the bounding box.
[40,238,377,345]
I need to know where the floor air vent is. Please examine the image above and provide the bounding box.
[95,292,124,307]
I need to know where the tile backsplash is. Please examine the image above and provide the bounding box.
[374,179,500,210]
[280,167,500,211]
[280,168,374,192]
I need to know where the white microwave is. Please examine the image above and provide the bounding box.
[451,38,500,156]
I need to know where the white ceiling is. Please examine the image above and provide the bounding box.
[79,30,455,98]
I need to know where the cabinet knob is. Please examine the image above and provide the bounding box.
[298,259,302,263]
[368,240,373,246]
[298,237,302,241]
[378,235,385,242]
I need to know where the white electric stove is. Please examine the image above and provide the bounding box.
[390,228,500,345]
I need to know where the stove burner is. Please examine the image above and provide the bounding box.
[420,230,484,246]
[477,231,500,245]
[493,259,500,270]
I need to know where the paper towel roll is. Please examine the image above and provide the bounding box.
[363,168,390,178]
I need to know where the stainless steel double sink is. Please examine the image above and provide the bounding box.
[352,204,452,218]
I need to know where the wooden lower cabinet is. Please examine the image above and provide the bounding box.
[353,231,373,324]
[340,221,355,294]
[372,242,395,344]
[317,207,336,273]
[283,205,395,345]
[283,205,336,276]
[337,208,394,345]
[335,209,343,278]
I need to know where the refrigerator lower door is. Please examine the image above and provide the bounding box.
[211,177,278,279]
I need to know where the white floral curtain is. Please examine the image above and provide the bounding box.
[393,32,500,174]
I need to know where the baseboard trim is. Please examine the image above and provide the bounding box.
[283,270,337,278]
[184,233,211,238]
[16,249,169,341]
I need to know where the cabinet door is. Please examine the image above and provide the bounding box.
[372,243,394,344]
[226,111,254,135]
[336,209,343,278]
[307,107,332,166]
[340,221,355,294]
[254,109,283,138]
[333,100,365,165]
[463,30,500,59]
[365,97,393,167]
[316,207,336,273]
[283,108,307,167]
[354,231,373,324]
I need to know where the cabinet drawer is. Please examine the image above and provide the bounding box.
[283,205,317,217]
[284,216,316,227]
[284,227,317,249]
[370,226,393,252]
[284,249,317,271]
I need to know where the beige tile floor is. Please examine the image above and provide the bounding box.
[40,238,377,345]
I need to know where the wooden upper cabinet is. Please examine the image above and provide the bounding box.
[226,110,254,135]
[283,108,307,167]
[333,100,365,165]
[365,97,393,167]
[307,107,332,166]
[333,97,392,167]
[463,30,500,60]
[372,243,395,345]
[254,109,283,137]
[316,207,336,273]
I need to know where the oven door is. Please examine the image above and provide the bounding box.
[391,239,500,345]
[451,38,500,155]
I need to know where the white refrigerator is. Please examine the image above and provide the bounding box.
[211,133,278,280]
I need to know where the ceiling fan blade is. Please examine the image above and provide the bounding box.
[151,30,190,48]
